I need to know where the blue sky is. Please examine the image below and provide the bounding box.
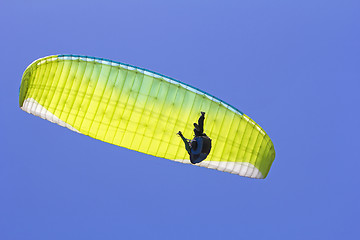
[1,0,359,239]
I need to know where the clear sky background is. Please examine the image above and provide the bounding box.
[1,0,359,239]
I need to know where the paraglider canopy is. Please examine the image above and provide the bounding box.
[19,55,275,178]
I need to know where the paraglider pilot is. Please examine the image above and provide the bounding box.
[177,112,212,164]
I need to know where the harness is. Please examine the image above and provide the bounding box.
[191,136,212,155]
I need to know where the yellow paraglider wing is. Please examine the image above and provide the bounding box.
[19,55,275,178]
